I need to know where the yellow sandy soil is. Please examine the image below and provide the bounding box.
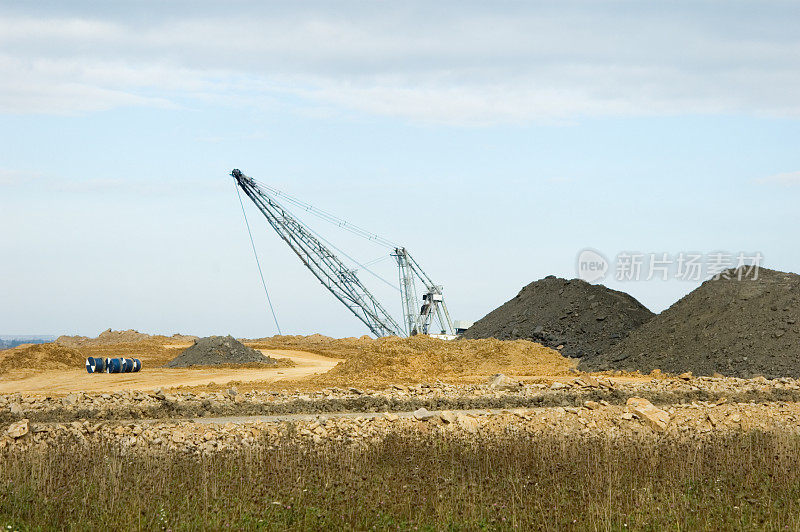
[0,334,656,396]
[0,350,341,395]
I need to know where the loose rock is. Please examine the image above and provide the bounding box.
[440,410,457,424]
[487,373,518,390]
[7,419,29,439]
[413,407,436,421]
[626,397,670,432]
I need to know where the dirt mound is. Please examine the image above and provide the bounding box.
[318,335,574,385]
[248,334,375,359]
[0,343,85,374]
[57,329,198,348]
[462,276,654,359]
[580,267,800,378]
[166,336,276,368]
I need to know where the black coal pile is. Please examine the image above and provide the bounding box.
[462,276,654,359]
[580,267,800,378]
[165,335,276,368]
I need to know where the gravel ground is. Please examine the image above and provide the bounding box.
[3,372,800,427]
[166,335,276,368]
[5,396,800,456]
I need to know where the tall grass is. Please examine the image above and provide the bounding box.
[3,431,800,530]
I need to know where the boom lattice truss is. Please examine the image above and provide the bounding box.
[231,169,454,337]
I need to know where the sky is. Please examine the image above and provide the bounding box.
[1,0,799,338]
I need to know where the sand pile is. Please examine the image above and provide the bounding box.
[320,335,574,384]
[166,336,276,368]
[57,329,198,348]
[0,343,85,374]
[463,276,654,359]
[580,268,800,378]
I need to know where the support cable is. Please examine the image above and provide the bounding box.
[252,178,397,248]
[250,178,400,291]
[362,255,392,267]
[303,222,401,293]
[234,181,282,335]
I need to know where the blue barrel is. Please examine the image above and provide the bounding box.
[132,359,142,372]
[107,358,123,374]
[86,357,106,373]
[122,359,134,373]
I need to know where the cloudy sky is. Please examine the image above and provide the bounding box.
[1,1,799,338]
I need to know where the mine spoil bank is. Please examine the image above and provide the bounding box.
[0,343,85,374]
[316,335,573,385]
[165,335,276,368]
[7,399,800,454]
[4,374,800,424]
[57,328,197,347]
[581,267,800,378]
[248,333,375,359]
[463,275,654,359]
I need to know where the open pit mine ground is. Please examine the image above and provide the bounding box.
[4,332,800,530]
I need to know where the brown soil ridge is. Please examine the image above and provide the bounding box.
[0,343,85,374]
[248,334,375,359]
[57,329,197,348]
[315,335,574,386]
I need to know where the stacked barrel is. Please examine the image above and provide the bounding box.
[85,356,105,373]
[85,357,142,374]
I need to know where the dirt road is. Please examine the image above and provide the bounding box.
[0,349,342,395]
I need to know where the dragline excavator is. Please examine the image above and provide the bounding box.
[231,169,458,338]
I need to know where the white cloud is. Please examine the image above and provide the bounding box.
[0,3,799,124]
[757,171,800,186]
